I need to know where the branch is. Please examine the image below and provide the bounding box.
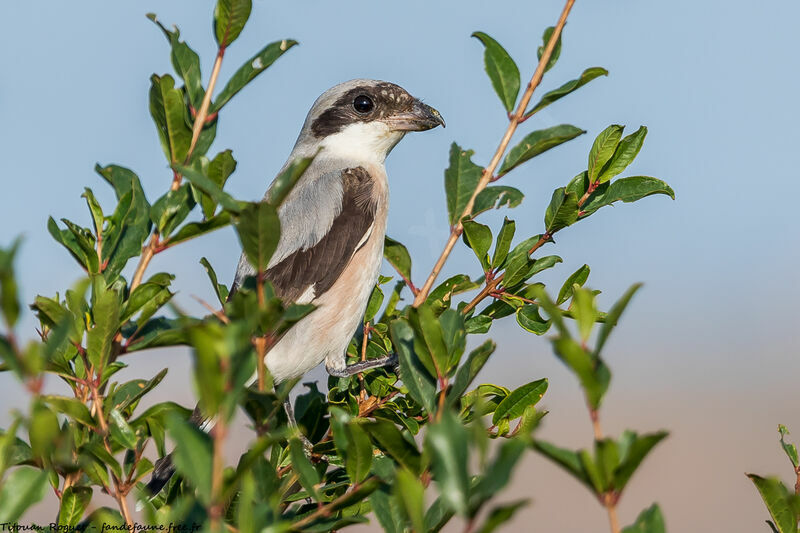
[413,0,576,307]
[291,477,379,530]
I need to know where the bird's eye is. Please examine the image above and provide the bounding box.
[353,95,374,114]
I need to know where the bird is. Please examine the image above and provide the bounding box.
[145,79,444,497]
[231,78,444,382]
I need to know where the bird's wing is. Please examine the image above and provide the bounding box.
[231,166,377,303]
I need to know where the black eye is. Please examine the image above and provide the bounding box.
[353,95,374,114]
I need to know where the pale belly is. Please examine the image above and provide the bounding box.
[263,221,386,382]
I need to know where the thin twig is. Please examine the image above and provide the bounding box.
[413,0,576,307]
[291,477,378,530]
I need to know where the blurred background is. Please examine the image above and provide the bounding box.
[2,0,799,531]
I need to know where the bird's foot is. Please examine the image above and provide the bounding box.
[326,353,399,378]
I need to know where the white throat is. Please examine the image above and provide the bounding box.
[320,122,405,165]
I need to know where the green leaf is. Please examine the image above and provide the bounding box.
[516,304,550,335]
[150,185,194,236]
[395,468,426,533]
[235,201,281,273]
[537,26,562,73]
[747,475,800,533]
[472,32,520,112]
[344,422,373,484]
[492,378,547,424]
[598,126,647,183]
[445,143,484,225]
[533,440,591,490]
[0,466,48,522]
[289,437,321,501]
[166,413,212,503]
[426,411,470,516]
[557,264,590,304]
[491,218,515,269]
[212,39,298,111]
[526,67,609,117]
[462,220,492,272]
[477,500,528,533]
[499,125,585,175]
[410,305,450,378]
[214,0,252,47]
[594,283,641,358]
[364,285,384,323]
[449,340,495,404]
[58,486,92,527]
[572,287,598,342]
[148,14,204,109]
[266,154,314,206]
[195,151,237,219]
[46,217,91,272]
[553,337,610,410]
[149,74,192,164]
[384,236,412,282]
[200,257,229,305]
[363,419,422,474]
[81,188,104,238]
[588,125,624,183]
[544,187,579,233]
[391,319,436,414]
[87,278,122,371]
[621,503,666,533]
[108,409,138,449]
[168,211,232,246]
[582,176,675,216]
[176,164,242,214]
[95,165,151,283]
[0,238,21,328]
[614,431,668,492]
[779,425,799,468]
[472,439,526,508]
[42,396,94,427]
[473,186,524,218]
[109,368,168,413]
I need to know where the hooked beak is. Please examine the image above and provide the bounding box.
[385,99,446,131]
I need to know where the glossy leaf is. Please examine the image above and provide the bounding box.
[214,0,252,47]
[200,257,229,305]
[148,14,204,108]
[149,74,192,164]
[289,437,321,501]
[445,143,483,225]
[499,125,585,175]
[168,211,232,246]
[384,236,412,282]
[492,378,547,424]
[537,26,562,73]
[588,125,624,183]
[235,201,281,273]
[344,422,373,484]
[621,504,666,533]
[363,419,422,474]
[779,425,799,468]
[166,413,212,503]
[598,126,648,183]
[449,340,495,402]
[212,39,298,111]
[177,164,242,214]
[0,466,48,522]
[87,279,122,370]
[201,150,237,218]
[747,475,800,533]
[544,187,579,233]
[391,319,435,413]
[557,264,590,304]
[582,176,675,216]
[395,468,426,533]
[516,304,550,335]
[472,32,520,112]
[462,220,492,272]
[58,486,93,527]
[492,218,515,269]
[426,411,470,516]
[477,500,528,533]
[526,67,608,117]
[473,186,524,218]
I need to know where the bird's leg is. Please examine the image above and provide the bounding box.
[283,397,314,453]
[326,353,399,378]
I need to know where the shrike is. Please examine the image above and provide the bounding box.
[146,79,443,496]
[234,78,443,380]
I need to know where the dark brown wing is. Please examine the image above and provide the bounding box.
[265,166,377,302]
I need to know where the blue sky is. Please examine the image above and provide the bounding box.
[1,1,799,531]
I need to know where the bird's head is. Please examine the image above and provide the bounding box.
[296,79,445,164]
